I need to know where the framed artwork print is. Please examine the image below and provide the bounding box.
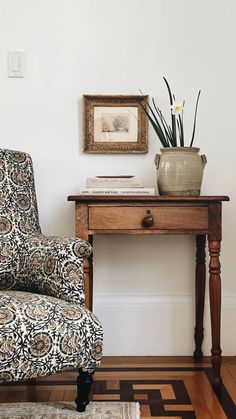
[83,95,148,153]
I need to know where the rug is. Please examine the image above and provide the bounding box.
[0,401,140,419]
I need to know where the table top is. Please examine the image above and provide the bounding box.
[68,195,230,203]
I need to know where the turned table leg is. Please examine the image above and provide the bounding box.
[84,254,93,311]
[83,235,93,310]
[194,234,206,360]
[209,239,222,387]
[75,203,94,310]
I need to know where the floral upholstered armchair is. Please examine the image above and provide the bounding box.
[0,148,103,412]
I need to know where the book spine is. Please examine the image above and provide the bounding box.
[79,188,155,195]
[86,178,143,188]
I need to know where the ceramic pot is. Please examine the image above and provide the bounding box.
[154,147,207,196]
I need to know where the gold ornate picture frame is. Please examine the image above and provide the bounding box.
[83,95,148,153]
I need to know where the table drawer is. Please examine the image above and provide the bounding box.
[89,206,208,230]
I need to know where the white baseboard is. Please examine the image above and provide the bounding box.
[93,293,236,356]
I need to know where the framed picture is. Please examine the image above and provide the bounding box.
[83,95,148,153]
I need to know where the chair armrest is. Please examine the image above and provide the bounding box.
[17,235,92,305]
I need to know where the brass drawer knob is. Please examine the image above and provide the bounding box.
[142,214,153,228]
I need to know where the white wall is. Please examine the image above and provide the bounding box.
[0,0,235,355]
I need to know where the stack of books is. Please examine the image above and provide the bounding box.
[79,176,155,196]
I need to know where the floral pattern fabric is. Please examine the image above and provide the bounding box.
[0,291,103,383]
[0,149,41,286]
[0,148,103,382]
[18,234,92,305]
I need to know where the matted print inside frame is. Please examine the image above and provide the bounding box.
[83,95,148,153]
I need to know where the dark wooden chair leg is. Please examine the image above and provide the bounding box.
[75,368,95,412]
[194,234,206,360]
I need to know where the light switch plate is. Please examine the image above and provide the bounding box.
[8,51,25,78]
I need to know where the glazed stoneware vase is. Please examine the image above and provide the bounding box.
[154,147,207,196]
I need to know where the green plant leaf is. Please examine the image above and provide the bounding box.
[145,102,170,147]
[178,114,184,146]
[152,98,174,147]
[138,94,170,146]
[163,77,173,105]
[139,100,169,147]
[190,90,201,147]
[139,81,201,149]
[163,77,177,146]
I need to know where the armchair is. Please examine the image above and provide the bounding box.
[0,148,103,412]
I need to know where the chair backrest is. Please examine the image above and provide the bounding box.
[0,148,41,289]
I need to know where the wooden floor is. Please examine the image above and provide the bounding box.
[0,356,236,418]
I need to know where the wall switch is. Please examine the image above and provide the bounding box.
[8,51,25,78]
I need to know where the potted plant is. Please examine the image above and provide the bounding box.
[140,77,207,196]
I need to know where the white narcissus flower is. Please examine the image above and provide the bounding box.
[170,102,184,115]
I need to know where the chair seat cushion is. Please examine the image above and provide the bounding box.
[0,291,103,383]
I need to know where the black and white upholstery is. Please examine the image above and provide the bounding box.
[0,149,103,411]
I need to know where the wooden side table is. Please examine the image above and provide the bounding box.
[67,195,229,387]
